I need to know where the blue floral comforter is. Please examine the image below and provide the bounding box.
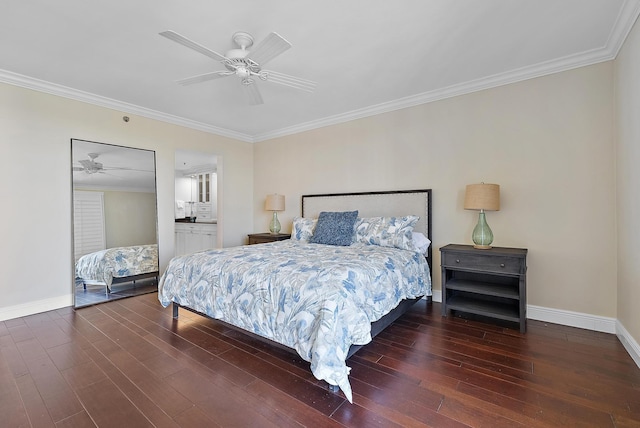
[75,244,158,287]
[158,240,431,402]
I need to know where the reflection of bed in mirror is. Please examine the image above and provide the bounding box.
[75,244,159,293]
[71,139,158,306]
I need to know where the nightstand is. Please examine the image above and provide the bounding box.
[440,244,528,333]
[247,233,291,245]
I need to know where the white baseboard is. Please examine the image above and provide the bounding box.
[434,299,639,369]
[0,294,73,321]
[527,304,617,334]
[616,320,640,368]
[432,293,618,333]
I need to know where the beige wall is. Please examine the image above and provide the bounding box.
[0,31,635,352]
[0,82,253,314]
[615,17,640,344]
[103,190,157,248]
[254,62,617,319]
[73,189,158,249]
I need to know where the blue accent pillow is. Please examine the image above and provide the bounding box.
[309,211,359,246]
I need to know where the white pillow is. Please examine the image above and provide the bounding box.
[355,216,419,251]
[290,217,317,242]
[412,232,431,254]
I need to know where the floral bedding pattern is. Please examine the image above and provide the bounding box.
[158,240,431,402]
[75,244,158,287]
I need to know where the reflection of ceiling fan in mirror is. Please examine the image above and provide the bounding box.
[159,30,316,105]
[72,153,152,176]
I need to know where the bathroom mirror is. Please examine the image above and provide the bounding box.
[71,139,158,307]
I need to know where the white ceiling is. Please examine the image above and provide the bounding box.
[2,1,639,143]
[72,139,156,192]
[174,149,217,176]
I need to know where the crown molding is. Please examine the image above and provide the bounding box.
[0,69,254,143]
[254,0,640,143]
[2,0,639,144]
[254,50,602,142]
[607,0,640,56]
[254,50,606,142]
[254,50,610,143]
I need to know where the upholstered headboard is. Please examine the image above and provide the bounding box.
[301,189,432,270]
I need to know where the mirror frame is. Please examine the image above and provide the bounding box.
[71,138,159,307]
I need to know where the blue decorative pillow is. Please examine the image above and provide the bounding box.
[309,211,359,246]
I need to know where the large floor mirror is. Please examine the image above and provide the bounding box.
[71,139,158,308]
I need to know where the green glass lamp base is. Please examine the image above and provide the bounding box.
[269,211,281,234]
[471,211,494,249]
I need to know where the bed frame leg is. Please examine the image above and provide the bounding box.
[172,302,179,319]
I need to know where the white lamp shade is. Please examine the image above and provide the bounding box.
[265,194,285,211]
[464,184,500,211]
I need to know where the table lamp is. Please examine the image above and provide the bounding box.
[464,183,500,249]
[265,194,285,234]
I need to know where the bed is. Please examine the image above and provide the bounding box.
[75,244,159,293]
[158,189,432,402]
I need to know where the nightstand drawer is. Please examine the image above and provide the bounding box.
[442,252,523,275]
[247,233,291,245]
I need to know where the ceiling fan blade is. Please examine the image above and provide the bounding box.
[246,32,291,66]
[160,30,227,62]
[262,70,316,92]
[101,167,154,173]
[99,172,125,178]
[79,159,103,169]
[242,82,263,105]
[176,71,234,86]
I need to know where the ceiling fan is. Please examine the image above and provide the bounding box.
[72,153,151,175]
[159,30,316,105]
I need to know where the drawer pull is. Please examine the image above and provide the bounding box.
[500,263,505,268]
[456,259,460,263]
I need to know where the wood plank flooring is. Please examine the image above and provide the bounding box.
[74,278,158,307]
[1,293,639,427]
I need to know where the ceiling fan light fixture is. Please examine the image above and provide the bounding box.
[225,48,249,60]
[160,29,316,105]
[236,66,250,79]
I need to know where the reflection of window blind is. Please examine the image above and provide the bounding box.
[73,191,106,261]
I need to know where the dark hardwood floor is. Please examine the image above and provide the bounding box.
[1,294,639,427]
[74,278,158,307]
